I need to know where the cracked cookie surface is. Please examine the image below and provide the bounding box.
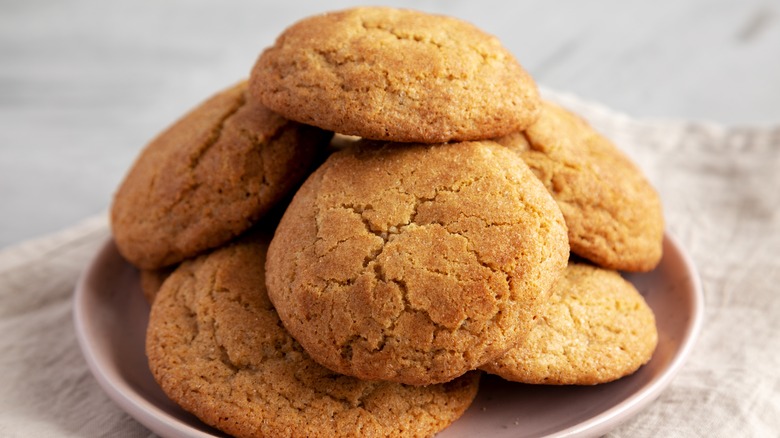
[265,140,569,385]
[481,262,658,385]
[111,81,331,269]
[145,230,480,438]
[497,101,664,272]
[249,7,540,143]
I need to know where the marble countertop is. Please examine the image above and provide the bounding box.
[2,0,779,248]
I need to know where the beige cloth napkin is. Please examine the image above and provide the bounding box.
[1,91,778,437]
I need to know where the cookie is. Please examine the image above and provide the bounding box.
[111,80,332,269]
[146,230,480,438]
[249,7,540,143]
[138,266,174,304]
[481,262,658,385]
[496,101,664,272]
[265,140,569,385]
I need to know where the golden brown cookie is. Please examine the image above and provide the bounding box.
[496,101,664,272]
[265,140,569,386]
[146,231,480,438]
[111,81,332,269]
[138,266,174,304]
[481,262,658,385]
[250,7,540,143]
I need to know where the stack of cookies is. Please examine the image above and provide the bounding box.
[110,7,663,437]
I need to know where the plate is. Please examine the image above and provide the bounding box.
[73,233,703,438]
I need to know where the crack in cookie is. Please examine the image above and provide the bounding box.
[250,6,541,143]
[146,232,480,438]
[496,101,664,272]
[111,81,332,269]
[266,140,569,385]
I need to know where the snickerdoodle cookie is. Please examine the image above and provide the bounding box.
[111,81,331,269]
[496,101,664,272]
[146,231,480,438]
[249,7,540,143]
[265,140,569,386]
[481,262,658,385]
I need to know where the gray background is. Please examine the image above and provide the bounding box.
[2,0,779,248]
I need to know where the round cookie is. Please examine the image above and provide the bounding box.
[111,80,332,269]
[265,140,569,386]
[480,262,658,385]
[250,7,540,143]
[146,231,480,438]
[496,101,664,272]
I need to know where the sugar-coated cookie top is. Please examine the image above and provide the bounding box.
[146,231,480,438]
[250,7,541,143]
[110,81,331,269]
[497,101,664,272]
[481,262,658,385]
[265,140,569,385]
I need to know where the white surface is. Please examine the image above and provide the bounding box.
[71,233,703,438]
[1,0,780,247]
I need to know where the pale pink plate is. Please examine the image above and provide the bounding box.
[74,233,703,438]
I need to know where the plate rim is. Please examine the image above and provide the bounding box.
[73,240,219,438]
[543,231,704,437]
[73,231,704,438]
